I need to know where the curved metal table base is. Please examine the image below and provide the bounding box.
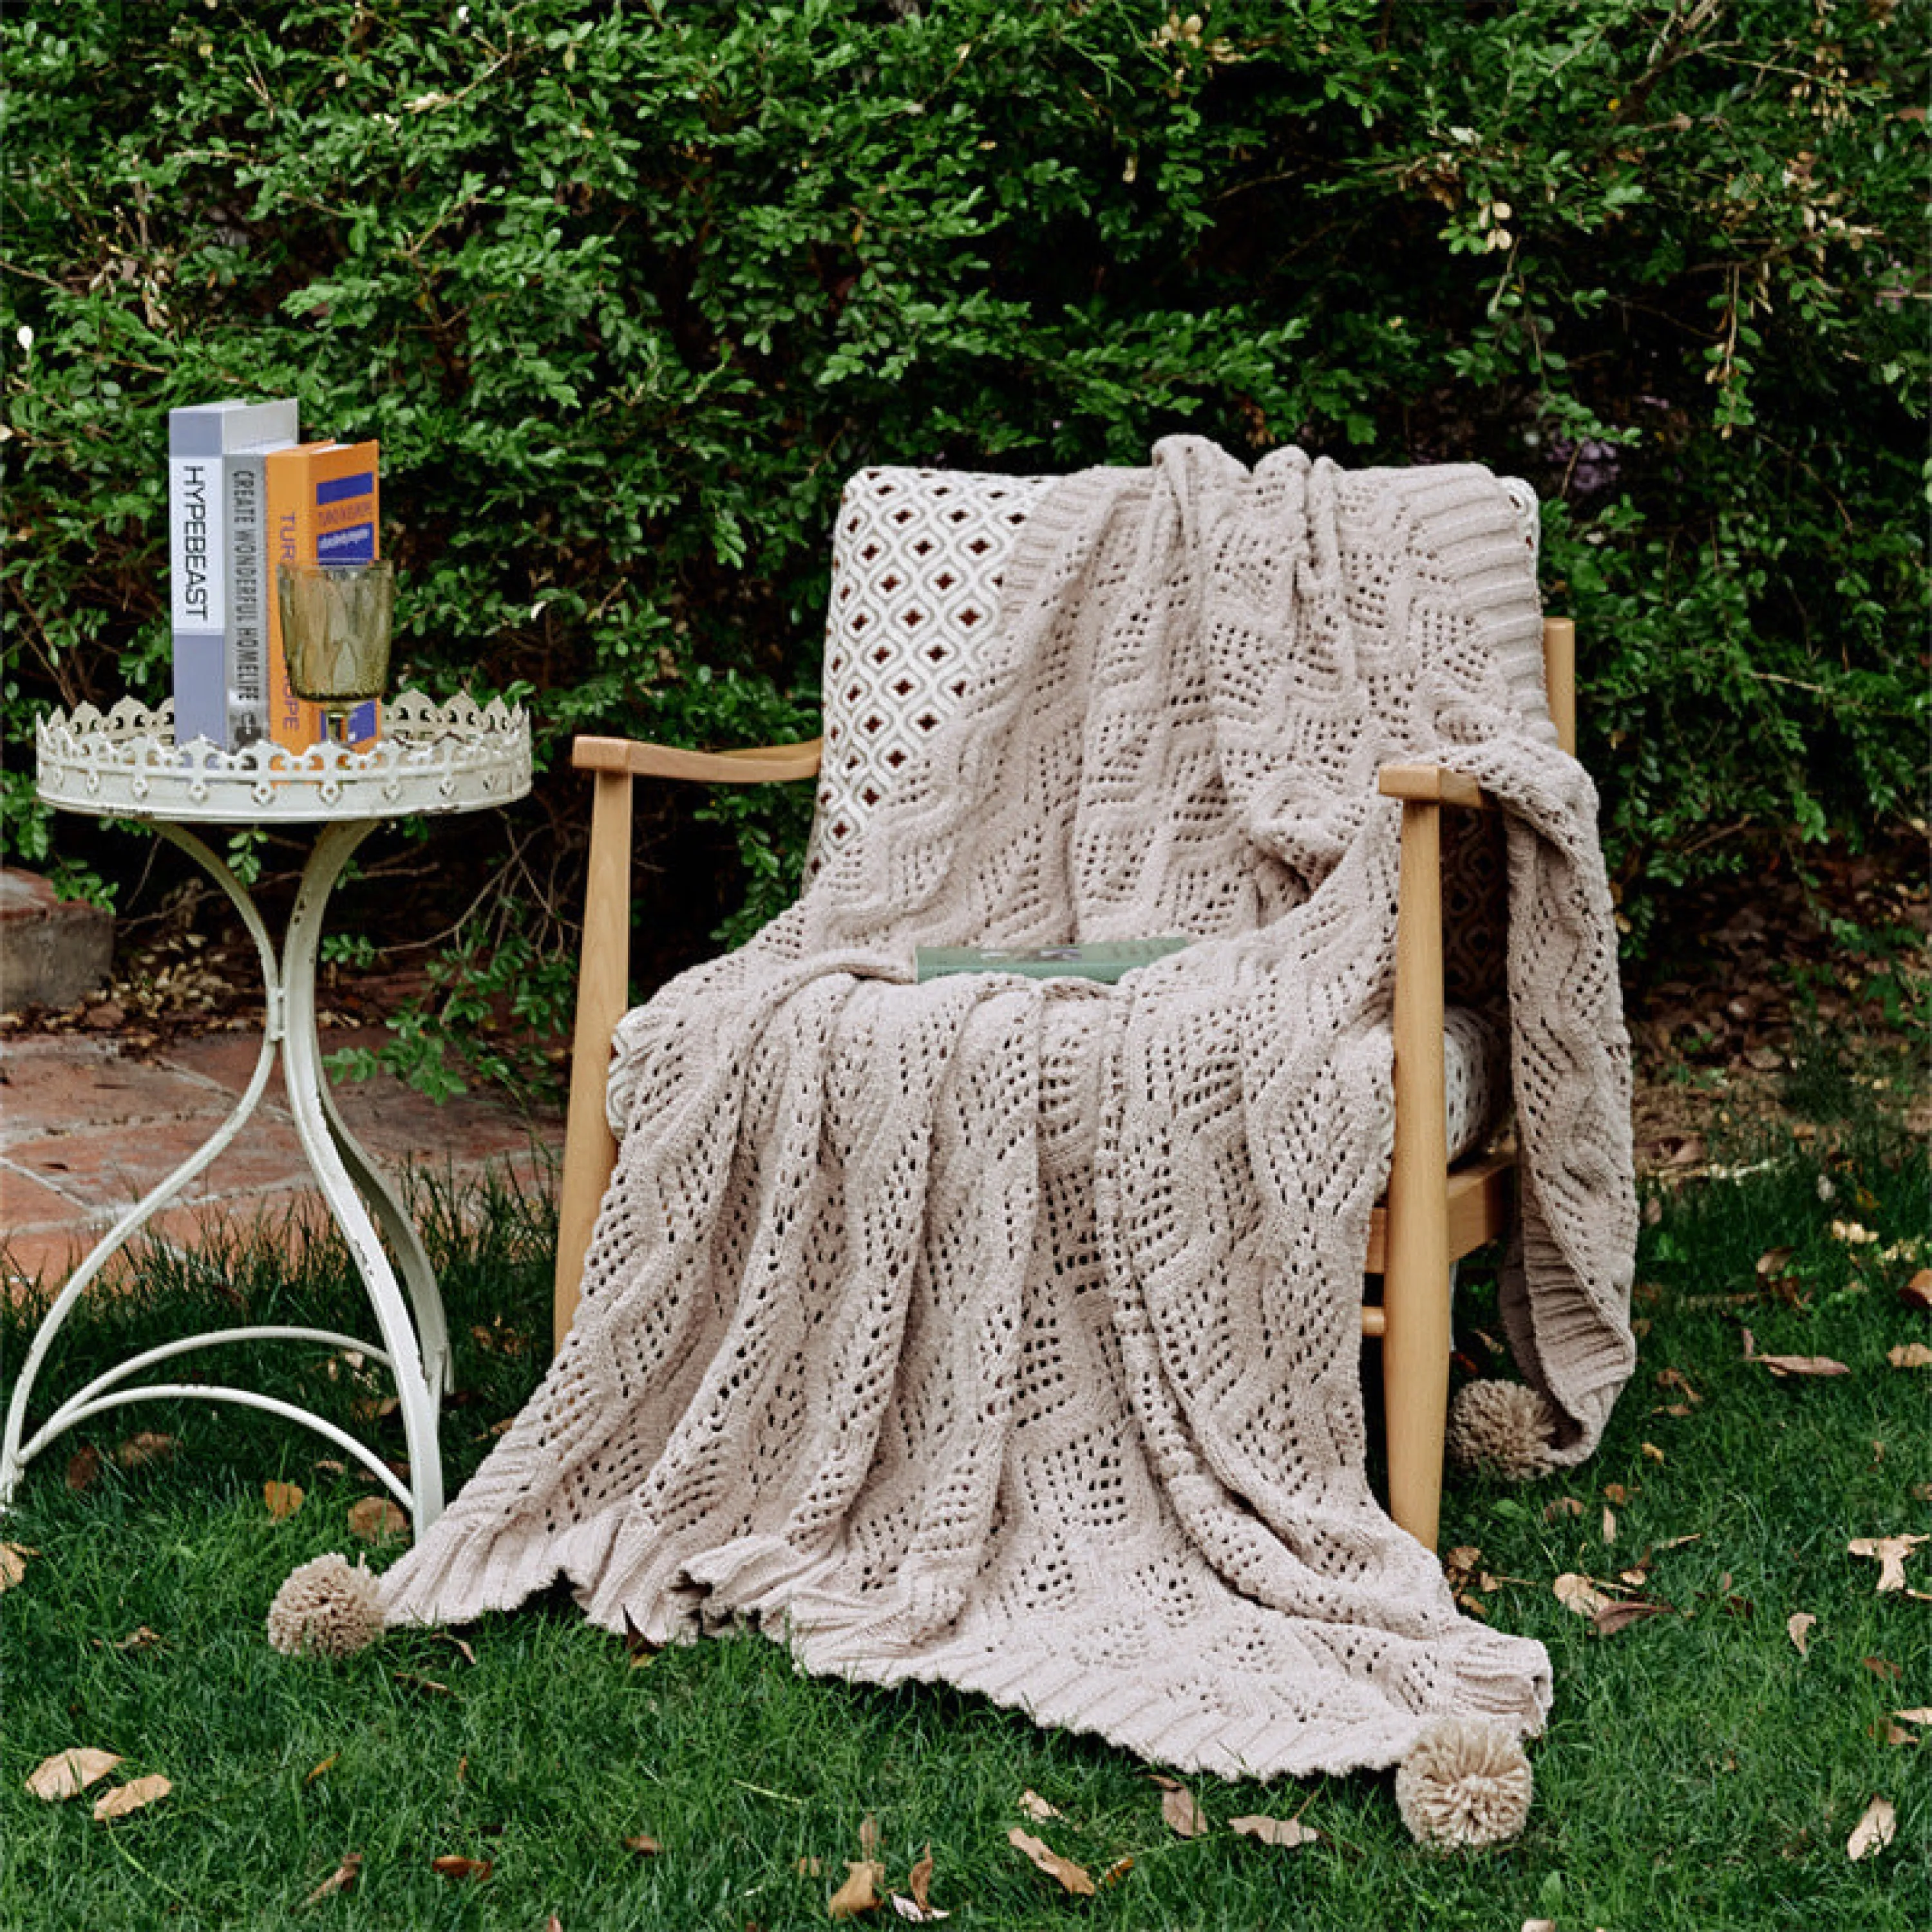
[0,820,450,1535]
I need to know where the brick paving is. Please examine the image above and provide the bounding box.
[1,1027,564,1299]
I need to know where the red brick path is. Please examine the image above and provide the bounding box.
[1,1028,563,1298]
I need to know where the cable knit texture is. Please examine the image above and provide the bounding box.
[381,440,1636,1779]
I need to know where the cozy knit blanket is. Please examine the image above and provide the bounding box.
[383,439,1636,1778]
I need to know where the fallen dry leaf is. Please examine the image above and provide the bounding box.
[890,1898,950,1924]
[1521,1921,1558,1932]
[430,1855,493,1882]
[263,1479,306,1519]
[1862,1656,1903,1683]
[113,1431,175,1469]
[392,1672,451,1697]
[623,1833,663,1856]
[1641,1442,1665,1463]
[1593,1596,1675,1637]
[1602,1506,1618,1546]
[346,1496,408,1542]
[66,1443,102,1492]
[302,1853,363,1904]
[1017,1789,1065,1823]
[1848,1533,1927,1593]
[1741,1329,1850,1378]
[1230,1812,1321,1848]
[93,1774,172,1821]
[1543,1497,1584,1522]
[1846,1794,1896,1862]
[1787,1612,1817,1656]
[1009,1828,1096,1898]
[859,1815,880,1862]
[1099,1857,1134,1887]
[828,1859,885,1919]
[305,1754,338,1786]
[1886,1342,1932,1369]
[1894,1707,1932,1727]
[0,1542,37,1592]
[1654,1367,1701,1405]
[26,1748,122,1801]
[1901,1268,1932,1312]
[1554,1573,1615,1617]
[1154,1776,1209,1839]
[891,1848,949,1922]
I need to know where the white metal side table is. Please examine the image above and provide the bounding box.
[3,692,532,1535]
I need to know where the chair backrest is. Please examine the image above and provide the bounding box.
[806,467,1056,876]
[806,464,1542,895]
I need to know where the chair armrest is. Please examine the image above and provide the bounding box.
[1378,762,1490,810]
[573,735,824,784]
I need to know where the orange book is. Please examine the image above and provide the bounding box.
[263,440,382,751]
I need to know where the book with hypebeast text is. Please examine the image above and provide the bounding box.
[167,397,300,748]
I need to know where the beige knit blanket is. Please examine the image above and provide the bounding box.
[383,440,1636,1778]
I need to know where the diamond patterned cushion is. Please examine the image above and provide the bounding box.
[804,462,1541,1158]
[805,466,1057,877]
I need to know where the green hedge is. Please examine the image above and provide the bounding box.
[5,0,1924,1066]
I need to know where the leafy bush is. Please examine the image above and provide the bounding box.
[5,0,1924,1080]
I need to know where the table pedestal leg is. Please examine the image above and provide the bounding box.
[281,820,447,1528]
[1,819,450,1535]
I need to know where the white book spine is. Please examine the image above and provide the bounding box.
[168,453,228,746]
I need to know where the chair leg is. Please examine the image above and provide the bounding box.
[1382,1261,1452,1549]
[1385,793,1450,1550]
[553,768,634,1353]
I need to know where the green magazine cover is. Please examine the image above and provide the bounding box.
[914,938,1189,985]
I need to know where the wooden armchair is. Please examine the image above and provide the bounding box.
[551,469,1577,1553]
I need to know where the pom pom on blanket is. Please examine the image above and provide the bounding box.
[1446,1379,1556,1481]
[1395,1716,1534,1848]
[267,1553,384,1659]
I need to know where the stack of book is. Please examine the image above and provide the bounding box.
[166,398,382,751]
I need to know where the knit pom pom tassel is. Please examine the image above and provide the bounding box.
[1445,1378,1556,1481]
[1395,1716,1534,1848]
[267,1552,385,1659]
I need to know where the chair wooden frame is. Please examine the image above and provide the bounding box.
[551,618,1578,1551]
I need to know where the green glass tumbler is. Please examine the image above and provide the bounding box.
[278,560,395,746]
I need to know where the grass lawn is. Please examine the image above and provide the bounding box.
[2,1054,1926,1931]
